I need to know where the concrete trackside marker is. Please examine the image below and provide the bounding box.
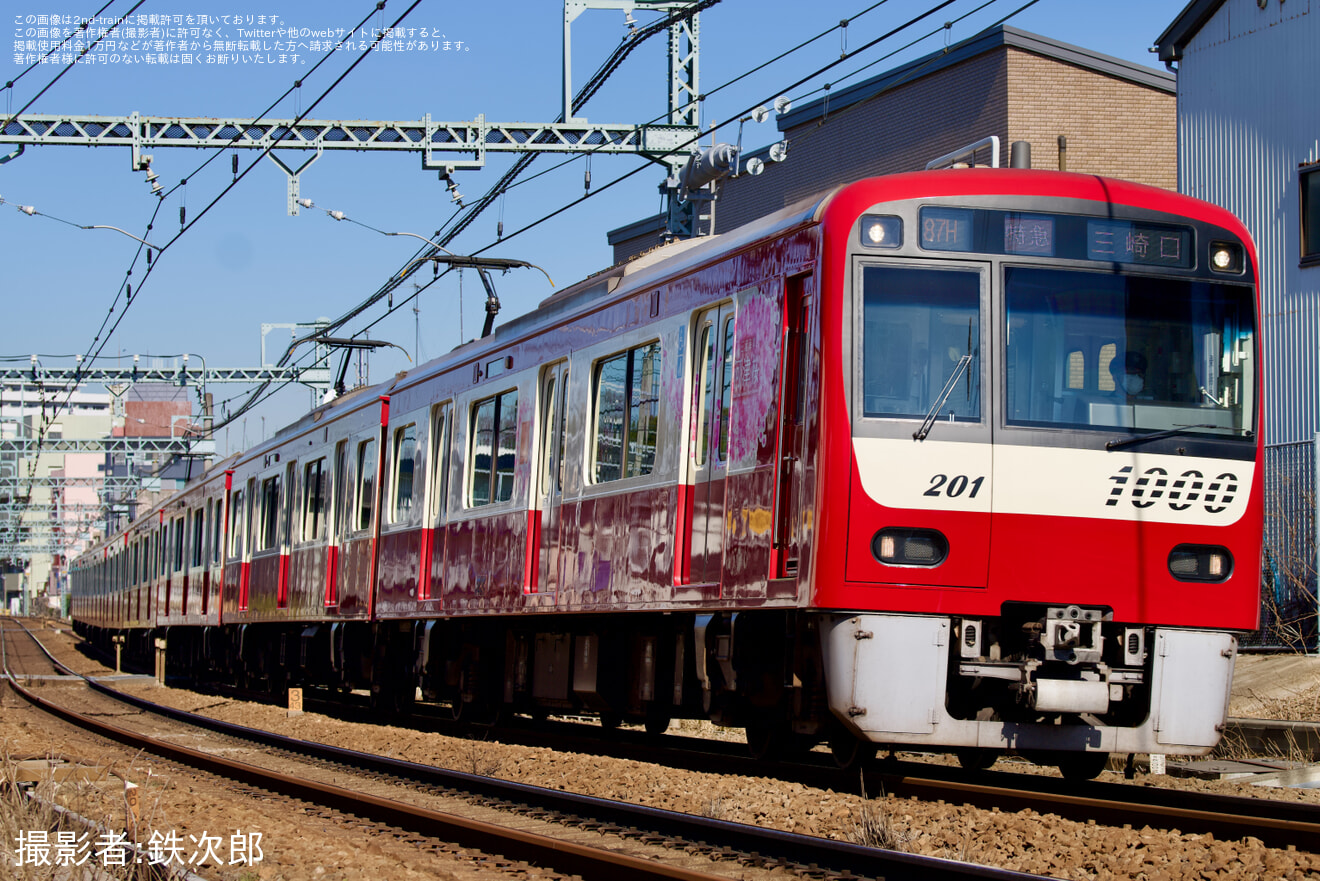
[288,687,303,717]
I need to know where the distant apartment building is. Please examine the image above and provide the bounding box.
[0,381,198,611]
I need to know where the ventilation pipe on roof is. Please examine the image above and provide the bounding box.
[1010,140,1032,169]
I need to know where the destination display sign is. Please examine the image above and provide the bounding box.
[919,207,1194,269]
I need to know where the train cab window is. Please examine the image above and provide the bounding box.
[1004,266,1256,438]
[191,508,204,567]
[392,423,417,522]
[357,439,377,531]
[860,265,981,421]
[429,403,453,522]
[260,474,282,550]
[470,391,518,506]
[303,457,327,541]
[592,341,661,482]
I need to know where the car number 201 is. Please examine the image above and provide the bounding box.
[924,474,985,499]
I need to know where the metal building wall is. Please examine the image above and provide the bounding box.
[1175,0,1319,446]
[1253,441,1318,649]
[1174,0,1320,647]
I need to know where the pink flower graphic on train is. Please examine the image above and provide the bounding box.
[729,287,781,467]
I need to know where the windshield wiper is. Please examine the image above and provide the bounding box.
[1104,424,1222,451]
[913,354,973,441]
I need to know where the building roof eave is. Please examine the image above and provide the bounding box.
[1155,0,1227,63]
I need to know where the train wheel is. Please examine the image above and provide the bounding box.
[745,721,791,761]
[599,711,623,732]
[1056,751,1110,781]
[828,732,877,770]
[643,713,671,736]
[955,748,998,772]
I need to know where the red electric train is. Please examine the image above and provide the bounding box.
[71,166,1262,778]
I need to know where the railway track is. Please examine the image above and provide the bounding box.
[17,618,1320,855]
[3,618,1043,881]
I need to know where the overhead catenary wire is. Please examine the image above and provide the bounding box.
[58,0,424,409]
[107,0,1051,491]
[5,0,425,544]
[208,0,1046,431]
[36,0,413,428]
[1,0,144,135]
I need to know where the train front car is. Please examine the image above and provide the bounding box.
[813,170,1262,778]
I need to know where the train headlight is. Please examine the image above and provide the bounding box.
[1209,242,1243,274]
[1168,544,1233,582]
[872,528,948,566]
[860,215,902,248]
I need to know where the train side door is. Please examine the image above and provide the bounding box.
[688,303,735,588]
[774,273,814,579]
[534,362,569,595]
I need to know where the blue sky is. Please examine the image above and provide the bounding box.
[2,0,1191,453]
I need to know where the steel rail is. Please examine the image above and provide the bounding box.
[21,620,1320,854]
[7,620,1041,881]
[1,673,734,881]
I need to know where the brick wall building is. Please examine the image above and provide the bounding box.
[609,26,1176,261]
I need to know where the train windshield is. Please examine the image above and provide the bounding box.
[860,265,982,421]
[1004,266,1255,439]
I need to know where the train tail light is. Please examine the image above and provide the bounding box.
[872,528,948,566]
[1168,545,1233,582]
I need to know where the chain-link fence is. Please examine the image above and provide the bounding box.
[1248,439,1319,650]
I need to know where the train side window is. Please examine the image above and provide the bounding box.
[173,516,185,573]
[245,478,257,555]
[229,488,245,558]
[357,439,377,531]
[331,440,348,540]
[717,318,734,461]
[303,458,327,541]
[429,403,453,522]
[470,390,518,506]
[192,508,204,567]
[694,321,715,467]
[202,502,212,567]
[283,461,297,549]
[392,423,417,522]
[260,474,282,550]
[539,368,569,496]
[592,340,661,483]
[212,497,223,564]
